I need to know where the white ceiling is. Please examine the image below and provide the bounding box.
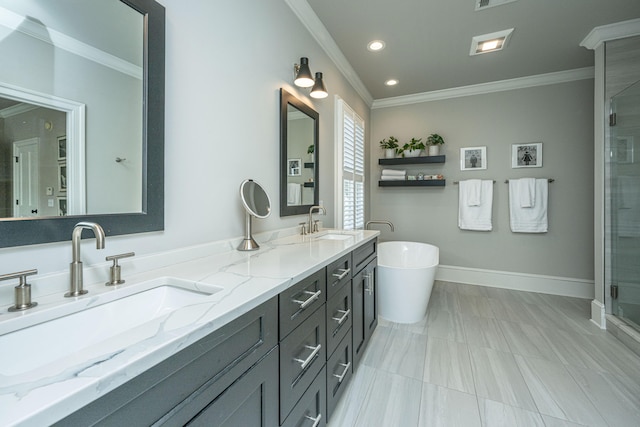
[303,0,640,100]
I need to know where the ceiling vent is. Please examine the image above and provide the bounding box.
[476,0,519,11]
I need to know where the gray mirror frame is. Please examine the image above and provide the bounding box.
[279,88,319,216]
[0,0,165,249]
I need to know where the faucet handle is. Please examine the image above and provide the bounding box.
[0,269,38,312]
[299,222,308,235]
[105,252,135,286]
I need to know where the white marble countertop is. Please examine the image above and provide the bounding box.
[0,229,378,427]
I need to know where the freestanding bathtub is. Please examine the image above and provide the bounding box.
[377,241,439,323]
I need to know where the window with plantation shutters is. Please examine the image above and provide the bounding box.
[337,98,365,230]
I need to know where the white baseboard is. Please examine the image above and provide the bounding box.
[435,264,595,299]
[591,300,606,329]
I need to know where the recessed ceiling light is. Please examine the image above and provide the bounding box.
[469,28,514,55]
[385,79,398,86]
[367,40,385,52]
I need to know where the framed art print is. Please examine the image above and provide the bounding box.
[460,146,487,170]
[512,142,542,168]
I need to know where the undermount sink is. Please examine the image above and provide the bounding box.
[314,233,355,241]
[0,280,222,376]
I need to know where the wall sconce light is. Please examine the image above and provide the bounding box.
[294,57,328,99]
[310,72,327,99]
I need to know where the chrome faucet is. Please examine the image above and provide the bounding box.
[66,222,106,297]
[308,205,326,234]
[365,220,395,232]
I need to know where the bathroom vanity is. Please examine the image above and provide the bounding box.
[0,229,378,426]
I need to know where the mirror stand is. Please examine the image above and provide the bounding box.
[238,212,260,251]
[237,179,271,252]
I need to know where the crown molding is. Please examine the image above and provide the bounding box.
[0,103,38,119]
[0,6,142,79]
[372,67,595,109]
[284,0,374,106]
[580,18,640,50]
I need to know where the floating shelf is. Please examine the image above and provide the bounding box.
[378,179,446,187]
[378,155,445,165]
[304,162,314,168]
[303,182,315,188]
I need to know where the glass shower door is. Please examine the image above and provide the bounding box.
[610,79,640,329]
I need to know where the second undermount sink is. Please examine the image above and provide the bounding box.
[314,232,355,241]
[0,280,222,376]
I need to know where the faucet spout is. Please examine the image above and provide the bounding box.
[66,222,106,297]
[365,220,395,232]
[308,205,326,234]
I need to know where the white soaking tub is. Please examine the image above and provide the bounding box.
[377,241,439,323]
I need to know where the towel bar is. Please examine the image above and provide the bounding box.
[504,179,554,183]
[453,180,496,184]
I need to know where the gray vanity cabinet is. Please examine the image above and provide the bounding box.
[51,238,378,427]
[352,239,378,369]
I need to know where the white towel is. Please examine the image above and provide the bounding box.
[287,183,301,205]
[517,178,536,208]
[380,175,406,181]
[458,180,493,231]
[509,179,548,233]
[381,169,406,176]
[462,179,482,206]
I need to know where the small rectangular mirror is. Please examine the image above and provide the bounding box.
[280,88,319,216]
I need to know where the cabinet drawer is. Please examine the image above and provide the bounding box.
[352,239,377,274]
[279,305,326,423]
[181,347,279,427]
[281,366,327,427]
[326,330,353,420]
[326,253,351,299]
[280,268,326,340]
[326,283,352,358]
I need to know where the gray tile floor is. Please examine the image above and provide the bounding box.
[328,281,640,427]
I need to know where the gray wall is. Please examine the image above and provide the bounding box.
[370,79,595,281]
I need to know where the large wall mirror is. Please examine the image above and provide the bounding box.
[280,88,319,216]
[0,0,165,248]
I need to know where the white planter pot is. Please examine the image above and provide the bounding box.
[404,149,422,158]
[428,145,440,156]
[385,148,396,158]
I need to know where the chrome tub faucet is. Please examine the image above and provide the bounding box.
[365,220,395,232]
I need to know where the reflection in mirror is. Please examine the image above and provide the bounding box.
[280,88,319,216]
[0,0,165,248]
[238,179,271,251]
[0,0,143,219]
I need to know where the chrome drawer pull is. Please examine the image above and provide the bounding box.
[294,344,322,370]
[332,268,350,280]
[333,362,351,383]
[292,289,322,310]
[304,413,322,427]
[332,309,350,325]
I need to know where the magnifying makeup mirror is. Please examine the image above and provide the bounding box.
[238,179,272,251]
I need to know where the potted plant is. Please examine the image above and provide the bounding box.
[401,138,425,157]
[307,144,314,161]
[379,136,399,158]
[426,133,445,156]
